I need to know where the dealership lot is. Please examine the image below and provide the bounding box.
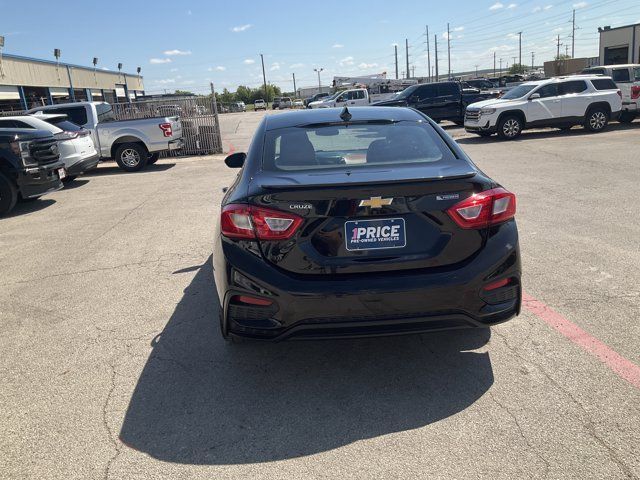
[1,111,639,479]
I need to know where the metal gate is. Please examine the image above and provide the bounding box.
[110,96,223,155]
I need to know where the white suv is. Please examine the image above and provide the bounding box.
[464,76,622,140]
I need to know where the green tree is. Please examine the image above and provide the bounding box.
[508,63,527,74]
[174,89,193,96]
[554,54,571,60]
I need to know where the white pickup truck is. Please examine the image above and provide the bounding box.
[582,64,640,123]
[308,88,371,108]
[27,102,183,171]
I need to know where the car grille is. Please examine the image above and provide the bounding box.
[29,138,59,166]
[465,109,481,121]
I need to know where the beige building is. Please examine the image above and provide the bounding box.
[0,53,144,112]
[598,23,640,65]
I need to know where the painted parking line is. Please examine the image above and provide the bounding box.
[523,292,640,389]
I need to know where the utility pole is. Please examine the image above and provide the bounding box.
[531,51,535,70]
[499,58,503,76]
[434,34,439,81]
[493,51,496,78]
[571,9,576,58]
[474,64,479,77]
[565,45,569,56]
[426,25,431,83]
[314,68,324,94]
[447,23,451,79]
[518,32,522,73]
[260,53,267,98]
[292,73,296,97]
[512,56,517,72]
[405,38,410,79]
[394,44,398,79]
[556,34,561,60]
[411,66,416,78]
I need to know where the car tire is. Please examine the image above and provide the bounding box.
[147,152,160,165]
[0,173,18,217]
[62,175,78,183]
[453,120,464,126]
[497,115,523,140]
[584,107,609,132]
[115,143,148,172]
[618,112,636,123]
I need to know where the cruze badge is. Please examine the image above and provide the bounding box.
[359,196,393,209]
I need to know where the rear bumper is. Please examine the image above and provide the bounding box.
[66,154,100,175]
[215,221,521,341]
[168,138,184,151]
[16,161,65,198]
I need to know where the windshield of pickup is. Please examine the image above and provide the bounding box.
[395,85,419,100]
[500,84,537,99]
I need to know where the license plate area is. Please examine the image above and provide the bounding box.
[345,218,406,251]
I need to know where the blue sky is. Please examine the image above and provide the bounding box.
[1,0,638,94]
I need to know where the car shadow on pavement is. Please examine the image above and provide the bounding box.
[3,198,56,218]
[119,256,494,465]
[456,122,638,145]
[83,162,176,177]
[60,179,90,190]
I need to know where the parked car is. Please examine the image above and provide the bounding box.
[272,97,282,109]
[216,106,520,342]
[374,81,497,124]
[304,92,331,107]
[309,88,370,108]
[229,101,246,113]
[0,114,98,183]
[463,79,498,90]
[0,128,64,216]
[279,97,293,109]
[464,75,622,140]
[293,99,304,108]
[27,102,183,172]
[581,64,640,123]
[254,99,267,111]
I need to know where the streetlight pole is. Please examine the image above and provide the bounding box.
[260,53,267,99]
[314,68,324,94]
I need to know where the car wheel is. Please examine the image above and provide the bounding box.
[0,172,18,217]
[115,143,148,172]
[147,152,160,165]
[618,112,636,123]
[584,107,609,132]
[61,175,78,183]
[497,115,523,140]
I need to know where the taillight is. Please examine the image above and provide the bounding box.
[631,86,640,100]
[617,89,622,98]
[446,187,516,229]
[483,277,512,291]
[54,131,80,141]
[220,204,303,240]
[159,122,173,137]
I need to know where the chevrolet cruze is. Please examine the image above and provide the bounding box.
[214,106,520,341]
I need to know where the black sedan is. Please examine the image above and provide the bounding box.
[214,106,521,341]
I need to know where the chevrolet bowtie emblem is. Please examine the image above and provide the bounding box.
[359,196,393,209]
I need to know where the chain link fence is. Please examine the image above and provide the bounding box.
[111,96,223,155]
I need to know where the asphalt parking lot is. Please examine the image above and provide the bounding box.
[1,110,639,479]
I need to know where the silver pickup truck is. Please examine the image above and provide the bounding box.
[27,102,183,172]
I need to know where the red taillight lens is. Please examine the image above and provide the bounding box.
[483,277,512,291]
[446,187,516,229]
[232,295,273,306]
[220,204,303,240]
[159,122,173,137]
[631,86,640,100]
[617,89,622,98]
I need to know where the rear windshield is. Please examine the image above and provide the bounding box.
[44,118,83,131]
[591,78,618,90]
[263,121,457,172]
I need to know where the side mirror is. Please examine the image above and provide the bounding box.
[529,93,541,100]
[224,152,246,168]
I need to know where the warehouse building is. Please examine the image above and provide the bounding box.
[598,23,640,65]
[0,53,144,112]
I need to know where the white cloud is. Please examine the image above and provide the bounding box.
[163,49,192,56]
[270,62,281,71]
[187,9,192,15]
[454,26,464,32]
[442,32,450,40]
[532,6,542,12]
[170,68,179,72]
[573,1,586,6]
[507,3,517,8]
[289,63,304,69]
[506,32,519,39]
[155,78,176,84]
[149,58,172,64]
[339,56,354,66]
[544,4,553,9]
[231,24,252,32]
[182,80,195,85]
[208,66,226,71]
[332,43,344,48]
[391,42,398,47]
[358,62,378,69]
[243,58,255,65]
[489,2,504,10]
